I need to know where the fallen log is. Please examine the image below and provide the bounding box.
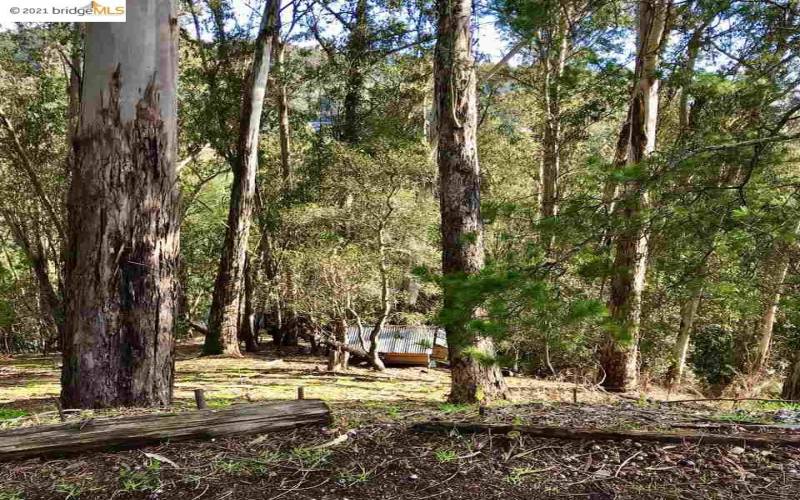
[412,421,800,449]
[0,400,330,462]
[658,397,800,405]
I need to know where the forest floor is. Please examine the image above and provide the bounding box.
[2,339,800,499]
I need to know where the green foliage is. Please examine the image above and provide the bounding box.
[690,325,736,387]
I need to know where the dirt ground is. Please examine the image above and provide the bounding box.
[2,340,800,499]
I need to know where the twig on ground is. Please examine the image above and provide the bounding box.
[614,450,643,477]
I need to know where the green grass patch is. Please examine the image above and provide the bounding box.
[0,489,24,500]
[118,460,161,493]
[54,482,84,500]
[434,449,458,463]
[212,457,270,476]
[336,465,372,486]
[290,447,331,468]
[506,466,549,485]
[206,398,233,409]
[753,401,800,412]
[438,403,472,414]
[0,409,28,420]
[714,411,770,424]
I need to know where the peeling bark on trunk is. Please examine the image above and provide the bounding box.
[600,0,671,392]
[435,0,508,403]
[204,0,280,357]
[61,0,180,409]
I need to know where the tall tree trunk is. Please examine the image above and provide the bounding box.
[600,0,671,392]
[341,0,369,144]
[61,0,180,409]
[2,211,64,349]
[327,316,350,371]
[749,225,798,374]
[678,23,703,135]
[204,0,280,356]
[274,39,292,191]
[782,353,800,400]
[65,22,83,183]
[365,227,390,371]
[240,255,259,352]
[666,285,702,385]
[435,0,509,404]
[538,5,570,250]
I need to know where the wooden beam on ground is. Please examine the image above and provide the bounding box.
[412,421,800,449]
[0,400,330,462]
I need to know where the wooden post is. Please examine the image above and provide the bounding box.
[52,397,66,422]
[572,387,578,404]
[297,386,305,400]
[194,389,208,409]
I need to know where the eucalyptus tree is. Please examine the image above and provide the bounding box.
[203,0,281,356]
[600,0,672,392]
[61,0,180,408]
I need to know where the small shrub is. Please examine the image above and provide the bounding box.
[690,324,735,387]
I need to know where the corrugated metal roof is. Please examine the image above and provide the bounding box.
[346,325,447,354]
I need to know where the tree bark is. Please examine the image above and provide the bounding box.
[600,0,671,392]
[782,353,800,400]
[366,228,391,371]
[327,317,350,371]
[341,0,370,144]
[274,39,292,191]
[204,0,280,356]
[1,210,64,348]
[435,0,509,403]
[750,225,798,374]
[61,0,180,409]
[678,23,704,135]
[240,255,259,352]
[538,4,570,250]
[666,285,702,385]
